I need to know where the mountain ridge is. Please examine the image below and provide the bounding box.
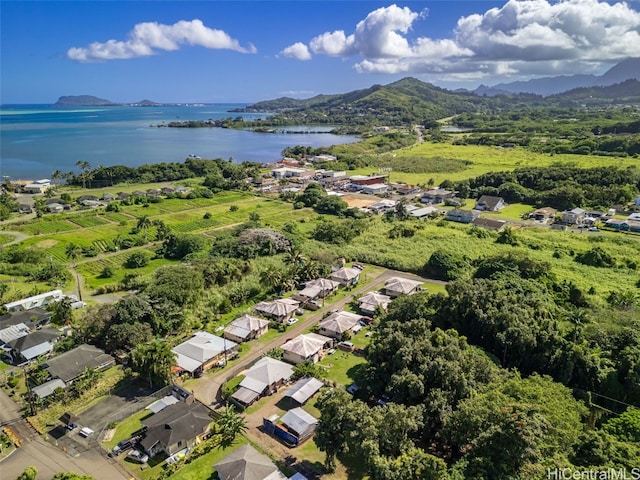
[475,58,640,96]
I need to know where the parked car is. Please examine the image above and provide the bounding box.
[286,318,299,326]
[346,384,360,394]
[111,438,134,456]
[79,427,94,438]
[127,449,149,464]
[589,227,599,232]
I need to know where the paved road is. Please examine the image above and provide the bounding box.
[191,268,439,406]
[1,437,130,480]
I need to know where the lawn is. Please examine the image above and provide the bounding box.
[318,351,367,387]
[104,408,152,449]
[168,438,248,480]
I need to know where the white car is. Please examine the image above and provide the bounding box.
[127,449,149,464]
[286,318,298,326]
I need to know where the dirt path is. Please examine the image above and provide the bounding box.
[0,230,30,246]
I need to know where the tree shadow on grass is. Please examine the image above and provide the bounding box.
[346,363,367,385]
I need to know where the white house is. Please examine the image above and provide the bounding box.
[330,267,360,287]
[384,277,423,298]
[4,290,64,312]
[562,208,586,225]
[282,334,332,364]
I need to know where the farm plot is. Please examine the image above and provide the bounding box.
[101,212,134,223]
[67,215,111,228]
[10,218,80,235]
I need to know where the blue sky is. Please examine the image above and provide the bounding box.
[1,0,639,104]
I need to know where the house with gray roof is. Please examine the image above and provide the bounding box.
[44,344,115,384]
[330,267,360,286]
[31,378,66,400]
[7,328,59,364]
[0,308,52,330]
[172,331,238,375]
[140,401,212,457]
[231,356,294,408]
[214,444,287,480]
[253,298,299,323]
[384,277,423,298]
[358,291,392,316]
[224,315,269,343]
[284,377,324,406]
[282,334,332,364]
[318,311,363,340]
[474,195,505,212]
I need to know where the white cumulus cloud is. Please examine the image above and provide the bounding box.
[68,19,256,62]
[285,0,640,80]
[280,42,312,60]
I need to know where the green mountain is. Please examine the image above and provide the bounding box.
[242,77,540,125]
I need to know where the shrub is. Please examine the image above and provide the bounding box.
[575,247,615,268]
[124,251,150,268]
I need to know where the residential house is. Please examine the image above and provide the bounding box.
[605,219,640,233]
[318,311,363,340]
[7,328,59,364]
[46,203,64,213]
[293,278,340,302]
[330,267,360,286]
[367,199,397,214]
[174,186,189,194]
[231,356,294,407]
[140,401,212,457]
[362,183,389,195]
[254,298,300,323]
[172,332,238,376]
[101,193,116,202]
[392,183,421,195]
[117,192,131,201]
[310,154,337,163]
[77,195,99,203]
[421,188,456,205]
[446,209,480,224]
[410,206,438,219]
[282,334,332,365]
[160,187,175,195]
[23,179,51,194]
[31,378,66,400]
[474,195,506,212]
[283,377,324,407]
[263,408,319,446]
[472,217,507,231]
[214,444,288,480]
[0,323,30,347]
[530,207,557,223]
[562,208,586,225]
[358,291,392,316]
[272,166,311,180]
[44,344,115,385]
[0,307,52,329]
[223,315,269,343]
[4,290,64,312]
[384,277,423,298]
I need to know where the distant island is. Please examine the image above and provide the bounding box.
[53,95,207,107]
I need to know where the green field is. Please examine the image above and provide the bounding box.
[348,142,638,186]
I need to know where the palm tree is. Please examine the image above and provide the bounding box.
[51,170,62,189]
[136,215,153,241]
[217,405,247,447]
[65,243,82,264]
[76,160,91,189]
[130,341,176,388]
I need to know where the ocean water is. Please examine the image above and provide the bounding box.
[0,104,358,180]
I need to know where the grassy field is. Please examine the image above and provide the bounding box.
[348,142,638,186]
[318,351,367,387]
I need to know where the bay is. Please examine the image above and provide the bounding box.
[0,104,358,180]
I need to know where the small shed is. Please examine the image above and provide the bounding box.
[283,377,324,406]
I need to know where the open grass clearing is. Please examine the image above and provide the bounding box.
[348,142,638,185]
